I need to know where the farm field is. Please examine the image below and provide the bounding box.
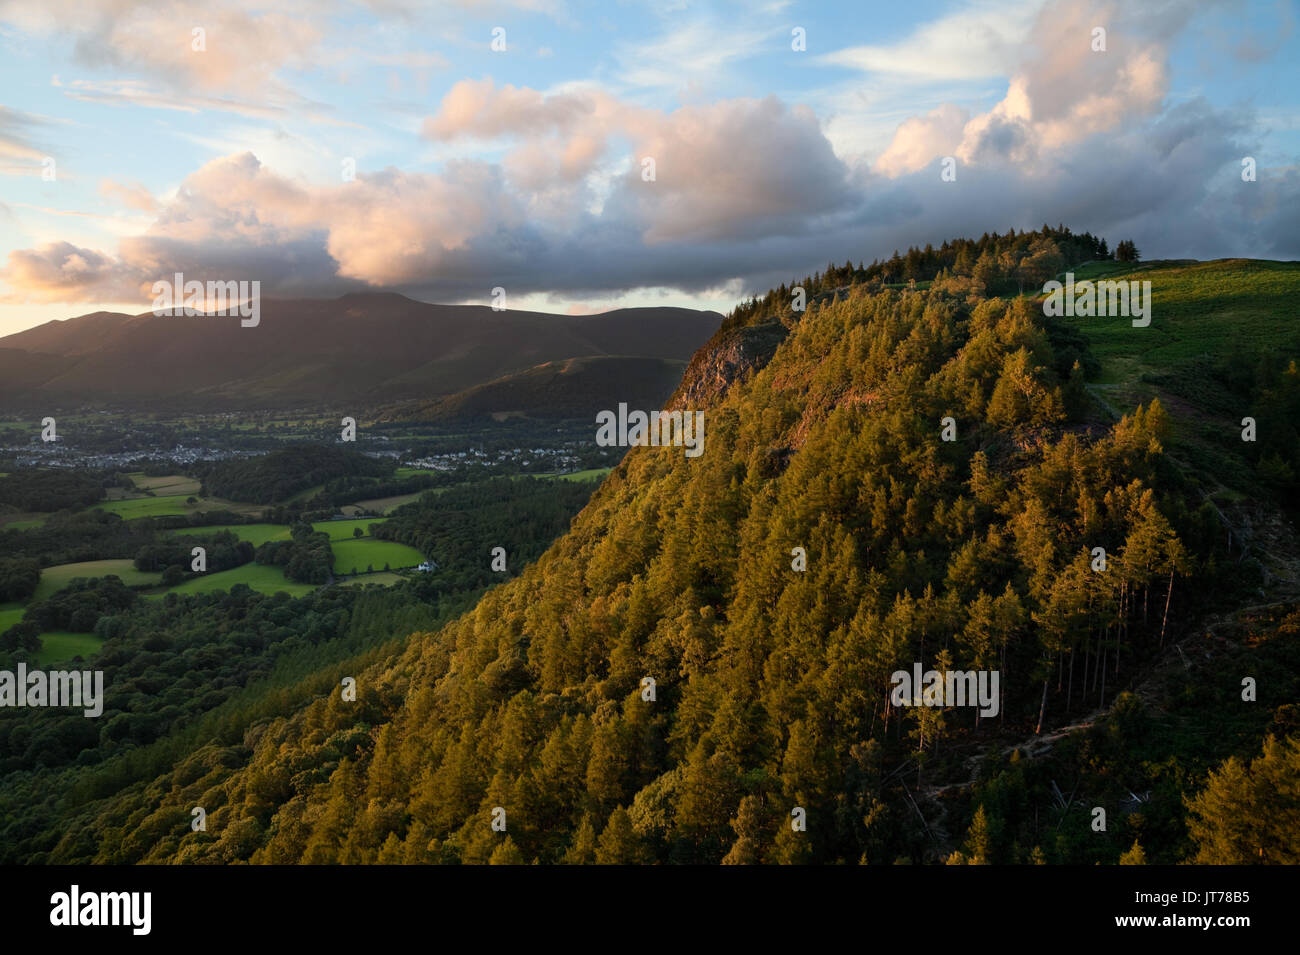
[336,571,406,588]
[342,492,425,515]
[127,473,202,496]
[33,632,104,666]
[93,495,192,518]
[0,603,24,634]
[93,493,263,520]
[286,483,326,504]
[33,560,163,601]
[0,515,45,530]
[311,518,389,540]
[331,539,424,575]
[147,563,316,598]
[168,523,291,546]
[543,467,612,482]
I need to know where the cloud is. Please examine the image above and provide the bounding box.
[2,241,135,302]
[99,179,159,214]
[424,79,617,141]
[0,105,49,169]
[613,18,775,92]
[874,0,1176,175]
[874,104,970,177]
[820,0,1040,80]
[2,0,1297,314]
[2,0,324,99]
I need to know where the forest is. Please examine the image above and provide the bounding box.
[1,228,1295,866]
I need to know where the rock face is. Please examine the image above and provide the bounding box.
[670,319,789,411]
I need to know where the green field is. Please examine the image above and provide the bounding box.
[337,571,406,588]
[33,632,104,665]
[169,523,291,546]
[286,483,326,504]
[0,603,24,634]
[93,493,263,520]
[93,495,193,519]
[1,517,45,530]
[544,467,613,482]
[34,560,163,602]
[344,492,425,515]
[331,538,424,575]
[311,518,389,540]
[149,563,316,598]
[128,473,202,496]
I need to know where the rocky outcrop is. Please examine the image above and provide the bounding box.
[669,319,789,411]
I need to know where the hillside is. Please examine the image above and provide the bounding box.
[384,355,689,424]
[0,295,721,411]
[2,249,1298,865]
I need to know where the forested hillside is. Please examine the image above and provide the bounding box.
[5,241,1297,865]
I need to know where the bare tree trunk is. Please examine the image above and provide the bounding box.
[1160,571,1174,647]
[1035,677,1049,735]
[1067,647,1075,713]
[1098,639,1107,707]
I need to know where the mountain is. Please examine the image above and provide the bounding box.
[4,241,1299,866]
[0,294,721,411]
[382,355,689,424]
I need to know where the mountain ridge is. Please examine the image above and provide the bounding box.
[0,295,722,412]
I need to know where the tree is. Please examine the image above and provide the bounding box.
[1186,734,1300,863]
[1115,239,1140,262]
[595,807,648,864]
[353,527,363,538]
[1119,841,1147,864]
[488,836,527,865]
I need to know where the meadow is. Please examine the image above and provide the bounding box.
[168,523,291,546]
[311,518,389,540]
[343,492,427,515]
[146,563,316,598]
[33,632,104,666]
[336,571,406,588]
[33,560,163,601]
[127,472,202,496]
[331,538,425,575]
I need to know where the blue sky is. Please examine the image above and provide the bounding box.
[0,0,1296,335]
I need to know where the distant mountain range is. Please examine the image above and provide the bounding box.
[0,293,722,414]
[380,354,691,424]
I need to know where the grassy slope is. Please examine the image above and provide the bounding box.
[33,632,104,665]
[330,538,424,575]
[33,560,163,601]
[1061,259,1300,391]
[126,472,202,496]
[147,563,316,598]
[168,523,291,546]
[311,518,389,540]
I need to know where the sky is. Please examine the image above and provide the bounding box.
[0,0,1296,336]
